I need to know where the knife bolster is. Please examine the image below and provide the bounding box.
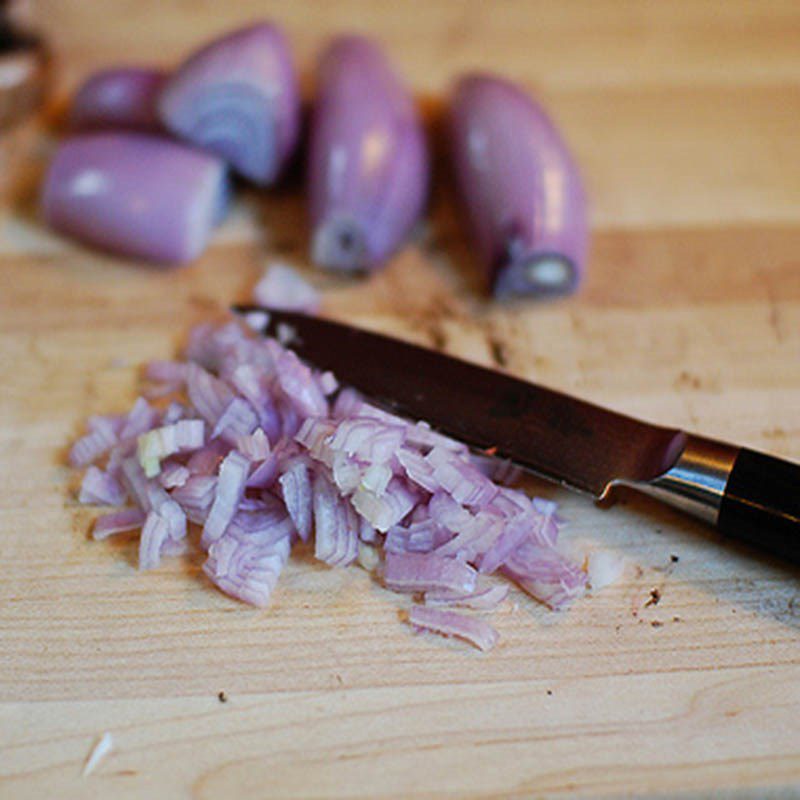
[632,435,739,524]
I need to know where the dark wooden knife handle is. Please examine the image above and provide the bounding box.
[717,448,800,564]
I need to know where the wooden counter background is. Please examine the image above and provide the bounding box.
[2,1,800,797]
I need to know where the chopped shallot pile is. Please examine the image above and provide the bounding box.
[70,319,595,651]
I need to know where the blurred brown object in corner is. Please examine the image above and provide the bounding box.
[0,0,49,217]
[0,0,48,130]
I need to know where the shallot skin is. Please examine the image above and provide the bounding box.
[70,67,167,131]
[308,35,428,272]
[448,74,587,298]
[41,133,229,265]
[158,22,301,186]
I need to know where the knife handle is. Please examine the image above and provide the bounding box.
[638,436,800,565]
[717,448,800,565]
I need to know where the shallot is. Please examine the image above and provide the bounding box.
[41,133,229,265]
[307,35,428,271]
[70,67,167,131]
[159,21,301,186]
[448,73,587,298]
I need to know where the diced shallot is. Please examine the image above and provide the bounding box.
[137,419,205,477]
[92,508,146,540]
[79,466,126,506]
[424,583,509,611]
[253,263,320,314]
[586,551,625,590]
[71,319,594,652]
[384,552,477,595]
[202,450,250,546]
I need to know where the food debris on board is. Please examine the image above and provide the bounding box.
[645,587,662,607]
[253,262,320,314]
[82,732,113,777]
[68,318,620,652]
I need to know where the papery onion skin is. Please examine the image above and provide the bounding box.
[41,133,229,265]
[447,73,587,298]
[158,21,300,186]
[70,68,167,131]
[307,35,428,272]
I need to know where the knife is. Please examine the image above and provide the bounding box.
[235,305,800,565]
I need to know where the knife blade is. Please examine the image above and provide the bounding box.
[235,305,800,565]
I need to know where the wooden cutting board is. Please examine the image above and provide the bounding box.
[2,2,800,797]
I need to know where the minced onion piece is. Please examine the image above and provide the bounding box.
[159,461,190,489]
[586,551,625,590]
[119,397,160,440]
[71,67,167,131]
[313,472,359,567]
[385,519,450,554]
[384,552,477,595]
[92,508,146,540]
[308,35,428,271]
[352,478,416,532]
[253,263,320,314]
[82,732,114,778]
[202,450,250,546]
[236,428,270,462]
[137,419,204,477]
[448,73,587,298]
[170,475,217,525]
[69,418,118,468]
[503,542,587,610]
[408,606,499,652]
[424,583,509,611]
[71,319,592,653]
[278,457,312,541]
[211,397,259,444]
[159,21,300,186]
[41,133,230,265]
[204,533,290,607]
[139,511,170,570]
[79,466,126,506]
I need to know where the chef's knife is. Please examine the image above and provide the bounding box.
[235,306,800,565]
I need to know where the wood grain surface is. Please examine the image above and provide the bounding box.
[2,2,800,797]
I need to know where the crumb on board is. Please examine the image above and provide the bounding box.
[218,691,228,703]
[651,620,664,628]
[82,732,113,777]
[670,554,680,563]
[672,616,682,623]
[645,588,662,607]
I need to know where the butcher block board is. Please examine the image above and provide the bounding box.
[2,2,800,798]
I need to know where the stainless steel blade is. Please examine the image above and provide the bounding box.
[235,306,687,499]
